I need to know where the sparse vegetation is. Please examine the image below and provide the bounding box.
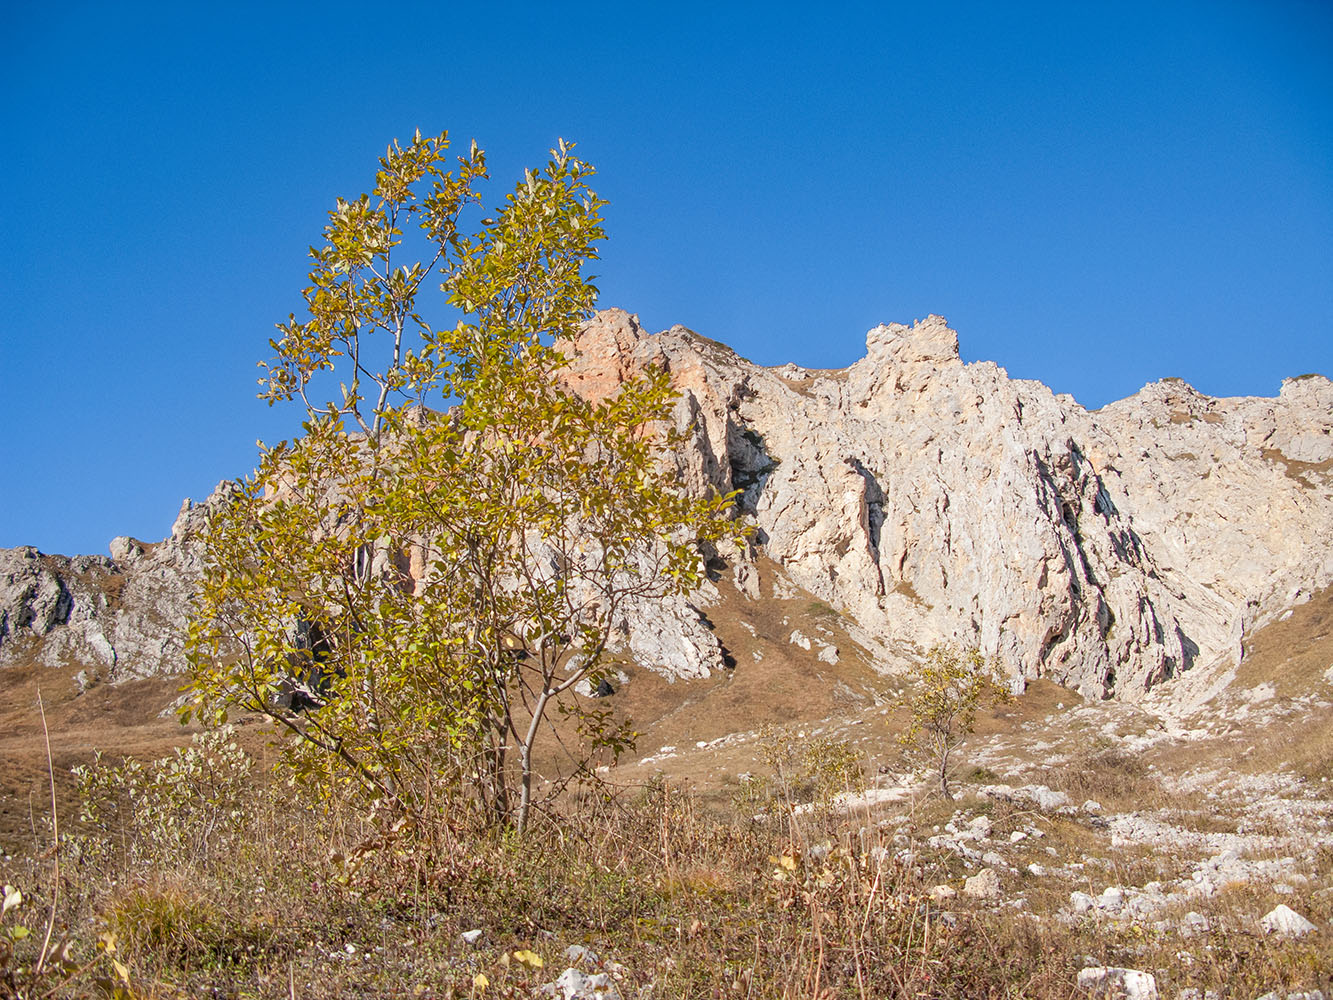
[899,645,1011,799]
[741,726,867,823]
[1,726,1329,999]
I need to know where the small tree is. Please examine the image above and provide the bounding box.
[183,131,741,834]
[898,645,1010,799]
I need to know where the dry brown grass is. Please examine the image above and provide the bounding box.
[0,725,1328,999]
[3,581,1332,997]
[1038,738,1168,813]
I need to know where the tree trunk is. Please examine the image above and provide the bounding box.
[515,688,552,835]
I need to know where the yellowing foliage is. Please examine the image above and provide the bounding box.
[183,132,743,834]
[898,645,1011,799]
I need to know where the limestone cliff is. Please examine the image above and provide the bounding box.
[0,495,218,682]
[563,310,1333,700]
[3,310,1330,702]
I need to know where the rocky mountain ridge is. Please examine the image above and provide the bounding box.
[562,310,1333,701]
[0,497,214,684]
[3,310,1330,704]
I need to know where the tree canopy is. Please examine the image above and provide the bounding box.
[183,131,742,833]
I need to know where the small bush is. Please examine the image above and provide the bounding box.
[899,645,1011,798]
[73,725,254,867]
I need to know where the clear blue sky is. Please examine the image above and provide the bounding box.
[3,1,1330,556]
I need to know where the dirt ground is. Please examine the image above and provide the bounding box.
[0,664,199,854]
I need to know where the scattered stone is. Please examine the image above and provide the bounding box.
[1179,911,1210,937]
[1083,800,1103,814]
[981,784,1071,811]
[967,816,993,839]
[928,884,957,902]
[963,868,1000,900]
[540,968,621,1000]
[789,630,812,650]
[1027,863,1047,877]
[981,851,1006,868]
[1070,891,1096,915]
[1076,966,1158,999]
[1010,830,1027,843]
[460,929,484,946]
[817,643,839,664]
[1259,904,1317,937]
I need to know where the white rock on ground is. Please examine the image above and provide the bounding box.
[963,868,1000,899]
[1076,966,1159,999]
[541,968,621,1000]
[967,815,993,839]
[1259,903,1317,937]
[563,944,598,966]
[1070,891,1096,914]
[1179,911,1210,937]
[981,784,1071,811]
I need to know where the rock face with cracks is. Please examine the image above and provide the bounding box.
[561,309,1333,700]
[4,309,1332,698]
[0,494,221,681]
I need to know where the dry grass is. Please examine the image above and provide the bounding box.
[3,583,1332,997]
[1038,738,1167,813]
[2,736,1328,1000]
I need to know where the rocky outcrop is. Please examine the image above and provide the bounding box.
[0,493,220,681]
[562,310,1333,701]
[5,310,1330,701]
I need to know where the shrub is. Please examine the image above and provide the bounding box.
[899,644,1010,798]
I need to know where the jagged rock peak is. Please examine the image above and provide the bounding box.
[565,308,1333,703]
[864,315,961,366]
[0,486,229,681]
[568,308,965,375]
[5,309,1329,706]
